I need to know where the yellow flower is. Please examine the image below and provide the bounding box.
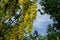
[25,13,30,20]
[26,21,33,33]
[24,12,31,26]
[31,13,37,19]
[26,28,29,33]
[30,5,37,19]
[18,35,23,40]
[26,27,32,33]
[17,23,24,40]
[24,19,27,26]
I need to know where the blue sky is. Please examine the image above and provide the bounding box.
[33,13,53,36]
[32,0,54,36]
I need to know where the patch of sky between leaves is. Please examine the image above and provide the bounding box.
[32,0,54,36]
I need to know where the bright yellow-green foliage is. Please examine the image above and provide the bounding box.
[0,0,37,40]
[20,0,37,33]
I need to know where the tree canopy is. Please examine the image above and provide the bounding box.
[0,0,60,40]
[40,0,60,40]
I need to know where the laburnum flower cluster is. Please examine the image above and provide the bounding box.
[0,0,37,40]
[20,0,37,33]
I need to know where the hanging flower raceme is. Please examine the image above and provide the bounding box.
[26,20,33,33]
[30,4,37,19]
[4,26,18,40]
[17,15,24,40]
[17,23,24,40]
[4,0,37,40]
[20,0,37,33]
